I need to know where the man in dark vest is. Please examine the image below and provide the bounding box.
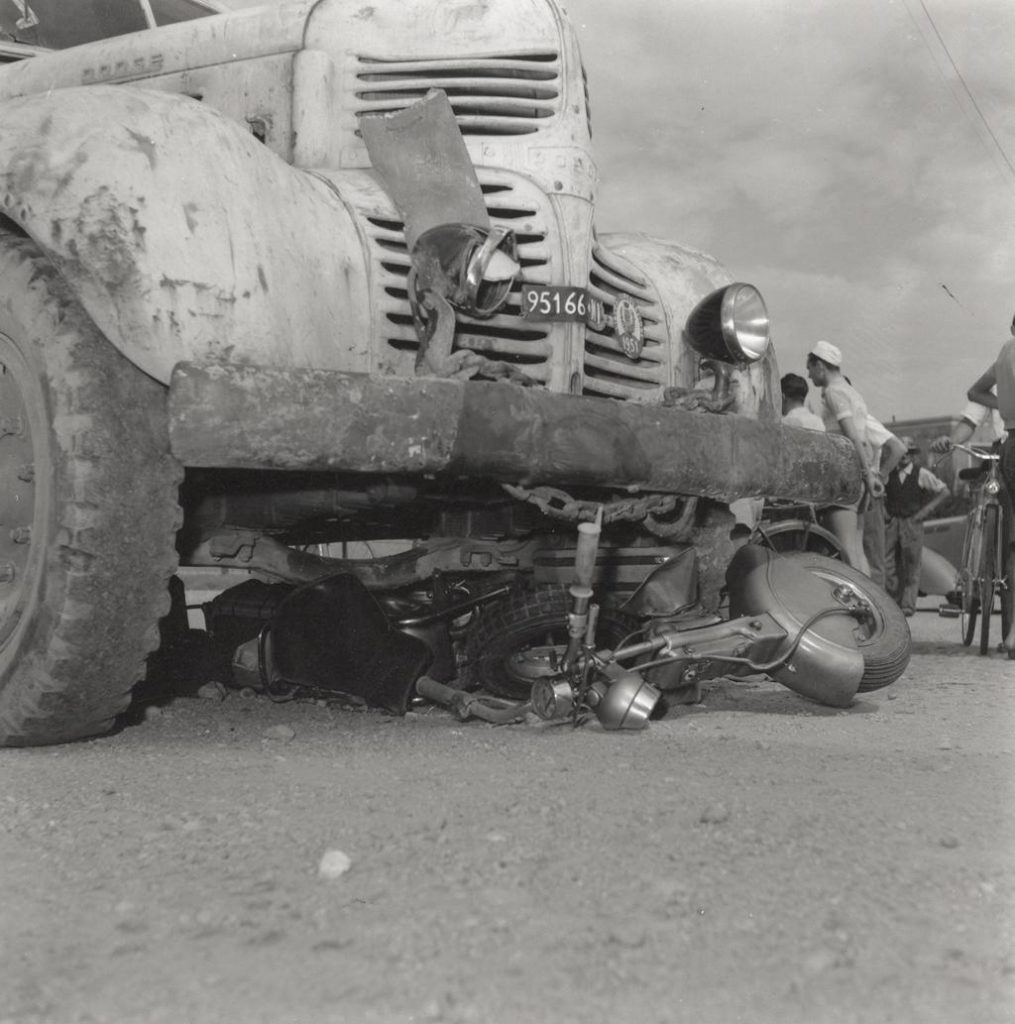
[885,436,950,616]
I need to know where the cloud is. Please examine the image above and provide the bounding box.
[567,0,1015,420]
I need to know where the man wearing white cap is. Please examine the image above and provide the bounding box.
[806,340,884,570]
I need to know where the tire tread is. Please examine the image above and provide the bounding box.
[0,237,181,746]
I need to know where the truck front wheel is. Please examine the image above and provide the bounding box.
[0,237,182,746]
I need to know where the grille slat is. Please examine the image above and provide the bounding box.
[355,53,561,137]
[589,266,652,303]
[582,242,667,400]
[356,55,560,76]
[357,79,559,99]
[584,351,664,382]
[355,96,558,118]
[456,334,553,359]
[584,336,665,365]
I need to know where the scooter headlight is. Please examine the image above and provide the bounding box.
[684,283,771,364]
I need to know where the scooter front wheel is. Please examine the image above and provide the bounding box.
[780,553,911,691]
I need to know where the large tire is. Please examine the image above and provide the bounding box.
[780,552,911,692]
[463,585,638,700]
[0,237,182,746]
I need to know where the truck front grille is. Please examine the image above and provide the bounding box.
[353,54,561,136]
[366,172,556,381]
[582,242,667,401]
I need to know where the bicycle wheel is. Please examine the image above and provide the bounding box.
[1001,517,1013,651]
[959,509,981,646]
[978,504,1000,655]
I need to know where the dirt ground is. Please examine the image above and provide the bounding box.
[2,603,1013,1024]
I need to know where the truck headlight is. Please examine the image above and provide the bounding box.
[684,283,771,364]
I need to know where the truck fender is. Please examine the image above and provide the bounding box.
[0,84,373,384]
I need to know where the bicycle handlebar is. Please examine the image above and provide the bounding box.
[946,441,1000,461]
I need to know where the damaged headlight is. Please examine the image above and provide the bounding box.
[684,283,771,364]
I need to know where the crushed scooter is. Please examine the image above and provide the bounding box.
[417,508,910,730]
[220,509,909,731]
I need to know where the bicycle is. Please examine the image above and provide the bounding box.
[947,441,1013,655]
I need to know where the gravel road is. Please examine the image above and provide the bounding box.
[2,605,1013,1024]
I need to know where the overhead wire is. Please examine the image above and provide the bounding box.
[903,0,1015,196]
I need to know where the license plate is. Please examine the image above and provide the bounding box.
[520,285,605,325]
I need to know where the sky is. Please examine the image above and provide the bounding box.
[565,0,1015,426]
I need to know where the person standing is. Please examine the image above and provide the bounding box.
[884,437,949,617]
[805,341,883,570]
[862,415,906,589]
[780,372,826,431]
[939,319,1015,653]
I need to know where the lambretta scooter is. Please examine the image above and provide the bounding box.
[419,510,910,729]
[225,508,909,727]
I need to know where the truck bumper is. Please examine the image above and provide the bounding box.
[168,362,861,506]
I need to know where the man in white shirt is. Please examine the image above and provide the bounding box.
[885,437,949,616]
[781,373,826,431]
[805,341,883,571]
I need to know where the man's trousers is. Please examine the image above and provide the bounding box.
[885,515,922,615]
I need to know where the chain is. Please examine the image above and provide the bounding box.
[501,482,680,525]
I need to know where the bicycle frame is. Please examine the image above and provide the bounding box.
[951,442,1012,654]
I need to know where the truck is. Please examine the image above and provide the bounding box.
[0,0,862,745]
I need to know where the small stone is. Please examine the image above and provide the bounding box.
[263,724,295,742]
[803,946,838,975]
[939,835,961,849]
[608,922,648,948]
[699,803,730,824]
[318,849,352,880]
[240,687,258,699]
[197,681,227,701]
[143,705,163,721]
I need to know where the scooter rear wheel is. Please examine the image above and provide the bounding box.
[463,585,638,700]
[780,553,911,691]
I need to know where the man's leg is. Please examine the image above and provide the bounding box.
[823,506,864,570]
[862,496,887,588]
[898,517,922,616]
[883,516,901,604]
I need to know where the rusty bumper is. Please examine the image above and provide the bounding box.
[168,362,860,506]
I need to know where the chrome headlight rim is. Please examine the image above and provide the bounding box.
[685,282,772,365]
